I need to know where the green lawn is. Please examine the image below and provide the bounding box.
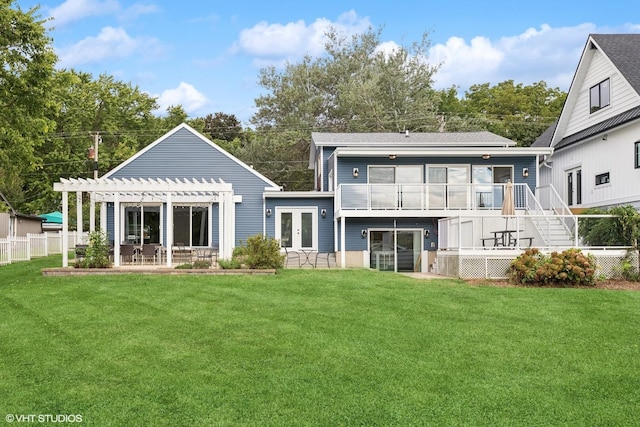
[1,256,639,426]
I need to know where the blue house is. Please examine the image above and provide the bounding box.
[60,123,620,278]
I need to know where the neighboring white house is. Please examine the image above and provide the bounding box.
[533,34,640,211]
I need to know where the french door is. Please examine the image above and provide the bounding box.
[277,208,317,250]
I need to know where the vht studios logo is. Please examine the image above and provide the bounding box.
[6,414,83,423]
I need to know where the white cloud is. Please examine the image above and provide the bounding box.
[155,82,210,115]
[233,10,372,64]
[56,26,164,67]
[47,0,120,27]
[118,3,159,23]
[428,23,619,93]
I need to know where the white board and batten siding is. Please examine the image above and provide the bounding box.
[564,49,640,138]
[550,122,640,209]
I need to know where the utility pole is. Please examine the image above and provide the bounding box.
[88,132,101,179]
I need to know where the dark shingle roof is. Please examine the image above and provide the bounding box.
[591,34,640,94]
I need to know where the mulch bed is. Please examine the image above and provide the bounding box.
[465,278,640,291]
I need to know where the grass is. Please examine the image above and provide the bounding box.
[1,256,639,426]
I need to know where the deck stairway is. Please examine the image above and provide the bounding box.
[529,213,575,247]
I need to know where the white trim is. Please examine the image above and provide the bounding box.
[275,207,318,251]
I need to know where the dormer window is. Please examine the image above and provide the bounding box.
[590,78,610,113]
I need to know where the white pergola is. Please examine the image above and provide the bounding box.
[53,177,235,268]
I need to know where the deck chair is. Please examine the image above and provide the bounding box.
[120,244,138,264]
[140,244,157,265]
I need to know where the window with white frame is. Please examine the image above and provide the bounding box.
[635,141,640,169]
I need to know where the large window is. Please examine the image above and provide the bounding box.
[590,78,610,113]
[368,165,423,209]
[123,205,161,244]
[173,205,209,247]
[427,165,469,209]
[635,141,640,169]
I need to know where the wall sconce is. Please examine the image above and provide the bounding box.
[482,154,491,160]
[321,208,327,218]
[388,154,397,160]
[602,134,608,140]
[424,229,430,238]
[361,229,367,238]
[522,168,529,178]
[353,168,359,178]
[265,208,272,217]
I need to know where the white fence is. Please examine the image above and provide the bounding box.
[0,231,87,266]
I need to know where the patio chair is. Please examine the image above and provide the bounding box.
[140,244,158,265]
[120,244,139,264]
[314,252,336,268]
[173,243,192,264]
[284,247,300,268]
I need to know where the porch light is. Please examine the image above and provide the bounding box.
[361,229,367,238]
[482,154,491,160]
[388,154,397,160]
[321,208,327,218]
[522,168,529,178]
[265,208,272,217]
[424,229,430,238]
[353,168,359,178]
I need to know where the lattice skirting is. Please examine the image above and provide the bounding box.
[436,251,636,279]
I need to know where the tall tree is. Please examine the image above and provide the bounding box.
[22,70,160,213]
[249,26,442,189]
[203,112,243,142]
[0,1,57,207]
[458,80,566,146]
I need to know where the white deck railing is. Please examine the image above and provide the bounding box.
[338,183,529,212]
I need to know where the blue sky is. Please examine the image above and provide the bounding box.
[16,0,640,125]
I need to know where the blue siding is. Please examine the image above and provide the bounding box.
[340,217,439,251]
[107,127,276,246]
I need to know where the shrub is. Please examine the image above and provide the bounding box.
[509,248,596,287]
[218,258,243,269]
[75,231,112,269]
[174,261,211,269]
[219,235,284,270]
[245,234,285,269]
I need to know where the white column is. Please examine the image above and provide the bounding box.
[89,193,96,233]
[165,192,172,266]
[76,192,83,244]
[62,191,69,267]
[100,203,107,233]
[113,193,120,267]
[218,198,224,259]
[340,218,346,268]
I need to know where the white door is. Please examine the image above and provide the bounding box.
[276,208,317,250]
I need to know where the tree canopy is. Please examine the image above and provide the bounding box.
[0,5,568,209]
[0,1,57,206]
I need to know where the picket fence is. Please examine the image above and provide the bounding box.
[0,231,87,266]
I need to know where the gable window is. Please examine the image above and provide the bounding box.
[635,141,640,169]
[590,78,610,113]
[595,172,610,186]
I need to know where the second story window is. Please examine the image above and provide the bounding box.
[590,78,610,113]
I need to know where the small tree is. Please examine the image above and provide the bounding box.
[76,230,112,268]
